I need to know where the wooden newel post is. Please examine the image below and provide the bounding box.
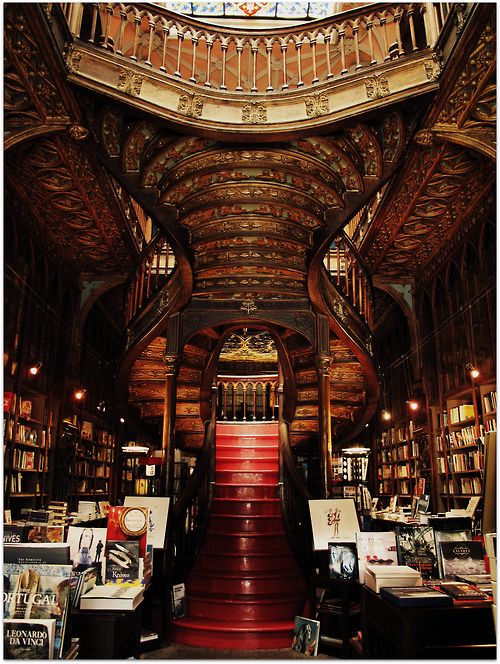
[317,355,334,498]
[161,353,179,496]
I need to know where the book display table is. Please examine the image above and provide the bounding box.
[361,586,496,659]
[71,602,143,659]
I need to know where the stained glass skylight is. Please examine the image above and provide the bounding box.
[164,2,340,20]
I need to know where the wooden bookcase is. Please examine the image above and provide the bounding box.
[4,389,59,519]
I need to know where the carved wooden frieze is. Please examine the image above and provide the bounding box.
[178,92,204,118]
[117,68,144,96]
[365,74,390,100]
[242,101,267,124]
[304,93,330,119]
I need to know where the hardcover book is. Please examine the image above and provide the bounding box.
[434,529,472,577]
[439,540,486,577]
[79,584,145,611]
[66,526,107,577]
[291,616,320,656]
[106,506,148,559]
[171,582,186,619]
[124,496,170,549]
[308,499,360,550]
[3,525,26,544]
[380,585,453,608]
[3,543,70,565]
[396,525,439,579]
[438,581,490,600]
[104,540,140,584]
[356,531,398,584]
[25,525,64,544]
[4,618,56,659]
[328,541,358,580]
[3,563,72,658]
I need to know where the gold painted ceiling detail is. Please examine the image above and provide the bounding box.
[219,330,278,362]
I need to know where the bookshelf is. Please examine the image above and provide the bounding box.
[3,389,59,519]
[60,417,116,511]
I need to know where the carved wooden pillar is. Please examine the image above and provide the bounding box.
[317,355,334,498]
[161,353,179,496]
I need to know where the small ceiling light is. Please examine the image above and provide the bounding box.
[119,417,125,423]
[74,388,86,400]
[97,401,106,412]
[408,400,419,411]
[381,409,392,421]
[466,363,480,379]
[28,362,42,376]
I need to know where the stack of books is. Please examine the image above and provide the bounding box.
[365,564,422,593]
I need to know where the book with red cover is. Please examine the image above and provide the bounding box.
[106,506,147,559]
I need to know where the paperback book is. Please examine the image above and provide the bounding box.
[356,531,398,584]
[328,541,358,580]
[3,563,72,659]
[380,585,453,608]
[4,618,56,659]
[171,583,187,619]
[439,540,486,578]
[66,526,107,577]
[434,529,472,577]
[25,525,64,543]
[291,616,320,656]
[396,525,439,579]
[3,525,26,544]
[3,543,70,565]
[104,540,140,584]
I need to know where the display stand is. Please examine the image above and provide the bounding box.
[71,603,143,659]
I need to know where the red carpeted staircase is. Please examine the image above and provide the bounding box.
[170,421,308,649]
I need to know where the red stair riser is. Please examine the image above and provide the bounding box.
[216,446,278,460]
[215,470,278,484]
[213,484,279,500]
[204,533,291,554]
[215,458,278,472]
[188,574,298,595]
[216,437,278,447]
[171,624,293,649]
[187,596,302,621]
[208,515,284,533]
[211,498,281,516]
[194,553,296,574]
[216,423,278,435]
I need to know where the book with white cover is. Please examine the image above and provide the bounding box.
[308,499,359,550]
[79,584,145,611]
[356,531,398,584]
[124,496,170,549]
[365,564,422,593]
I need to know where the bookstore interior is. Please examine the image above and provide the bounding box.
[3,2,497,660]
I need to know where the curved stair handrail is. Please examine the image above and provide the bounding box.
[279,420,314,581]
[169,412,216,580]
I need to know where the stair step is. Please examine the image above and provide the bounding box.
[215,457,278,472]
[194,551,296,574]
[171,617,295,649]
[204,532,290,554]
[217,423,278,435]
[216,470,278,483]
[187,592,305,621]
[211,497,281,516]
[209,514,284,533]
[188,570,299,594]
[216,434,278,447]
[216,446,278,459]
[213,483,279,500]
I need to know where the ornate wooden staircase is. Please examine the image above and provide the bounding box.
[170,421,308,649]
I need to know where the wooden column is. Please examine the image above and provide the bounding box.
[161,353,179,496]
[317,355,334,498]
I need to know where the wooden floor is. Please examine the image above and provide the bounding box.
[140,643,333,659]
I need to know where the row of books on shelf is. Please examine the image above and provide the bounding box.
[482,390,497,413]
[437,450,482,473]
[448,404,475,424]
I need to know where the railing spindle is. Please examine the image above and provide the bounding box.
[189,34,198,83]
[89,3,98,44]
[204,37,213,87]
[116,8,126,55]
[220,41,228,90]
[367,18,376,64]
[236,41,243,91]
[311,36,319,83]
[339,26,348,74]
[296,40,304,86]
[175,30,183,76]
[353,22,361,70]
[102,4,112,50]
[266,39,273,91]
[325,32,333,79]
[251,41,258,92]
[281,40,288,90]
[408,7,418,52]
[131,14,140,61]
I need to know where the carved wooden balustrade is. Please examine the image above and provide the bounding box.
[61,2,439,94]
[125,231,176,326]
[216,375,279,422]
[111,178,154,253]
[323,231,373,328]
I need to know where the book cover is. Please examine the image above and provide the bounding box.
[106,506,147,559]
[171,582,186,619]
[328,541,358,580]
[439,540,486,577]
[356,531,398,584]
[80,420,94,441]
[79,584,144,611]
[438,581,490,600]
[291,616,320,656]
[3,543,70,565]
[434,529,472,578]
[3,563,72,659]
[4,525,26,544]
[19,400,32,419]
[104,540,140,584]
[396,525,439,579]
[308,499,360,550]
[4,618,56,659]
[25,525,64,544]
[380,585,453,608]
[124,496,170,549]
[66,526,107,578]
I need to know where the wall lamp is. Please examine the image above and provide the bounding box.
[74,388,87,400]
[381,409,392,421]
[466,363,480,379]
[407,400,419,412]
[28,362,42,376]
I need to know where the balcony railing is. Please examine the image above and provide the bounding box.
[216,375,279,422]
[323,232,373,328]
[60,2,437,95]
[125,232,176,325]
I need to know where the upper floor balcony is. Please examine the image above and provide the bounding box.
[52,2,458,136]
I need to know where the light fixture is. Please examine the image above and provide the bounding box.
[74,388,86,400]
[407,400,419,411]
[119,417,125,423]
[381,409,392,421]
[97,401,106,412]
[466,363,479,379]
[121,445,149,453]
[28,362,42,376]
